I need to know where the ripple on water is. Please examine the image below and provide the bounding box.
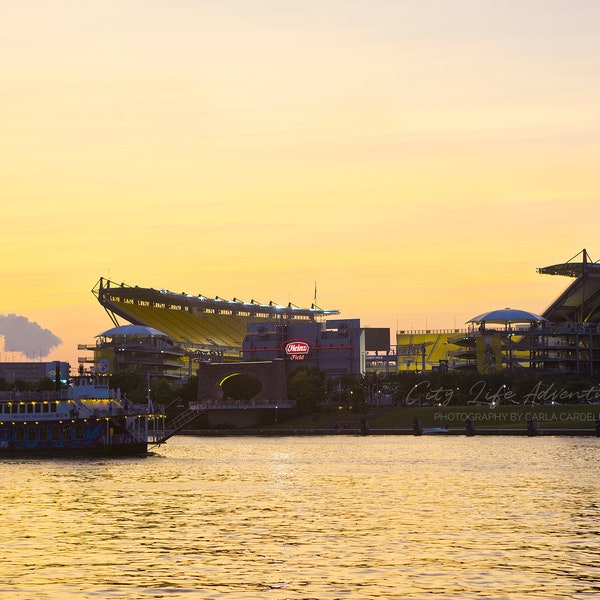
[1,436,599,599]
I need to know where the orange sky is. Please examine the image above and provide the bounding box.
[2,1,599,368]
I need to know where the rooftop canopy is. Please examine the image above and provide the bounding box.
[468,308,547,325]
[96,325,168,337]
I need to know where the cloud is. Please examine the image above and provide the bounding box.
[0,314,62,358]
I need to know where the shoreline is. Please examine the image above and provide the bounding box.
[177,404,600,438]
[179,427,600,437]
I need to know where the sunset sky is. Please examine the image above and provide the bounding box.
[2,0,600,367]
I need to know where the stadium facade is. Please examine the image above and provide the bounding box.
[84,278,391,379]
[79,249,600,378]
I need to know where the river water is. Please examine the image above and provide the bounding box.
[1,435,598,599]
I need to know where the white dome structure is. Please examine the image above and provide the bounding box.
[468,308,547,325]
[97,325,168,337]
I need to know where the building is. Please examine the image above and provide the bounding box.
[241,318,365,376]
[86,325,188,380]
[0,361,69,386]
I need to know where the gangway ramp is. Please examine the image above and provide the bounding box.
[149,406,206,446]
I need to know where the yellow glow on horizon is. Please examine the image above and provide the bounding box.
[2,1,600,367]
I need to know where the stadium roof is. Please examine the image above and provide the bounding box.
[537,249,600,323]
[536,248,600,278]
[92,277,339,320]
[91,276,340,349]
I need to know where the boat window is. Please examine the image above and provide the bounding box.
[11,404,18,414]
[19,404,25,414]
[50,402,57,412]
[63,426,71,441]
[34,403,41,413]
[51,426,60,441]
[76,425,84,440]
[39,427,48,441]
[42,403,49,413]
[27,404,34,414]
[27,427,37,442]
[16,427,24,442]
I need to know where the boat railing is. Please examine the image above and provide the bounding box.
[0,390,71,402]
[85,403,149,418]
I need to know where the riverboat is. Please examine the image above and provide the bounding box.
[0,375,151,457]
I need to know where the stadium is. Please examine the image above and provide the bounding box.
[79,248,600,379]
[85,278,392,380]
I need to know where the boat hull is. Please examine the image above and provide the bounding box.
[0,442,148,458]
[0,415,148,457]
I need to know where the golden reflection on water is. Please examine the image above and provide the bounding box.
[1,436,599,599]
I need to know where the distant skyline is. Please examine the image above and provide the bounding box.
[2,1,600,368]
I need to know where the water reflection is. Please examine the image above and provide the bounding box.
[1,436,599,598]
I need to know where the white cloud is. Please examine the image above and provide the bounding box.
[0,314,62,358]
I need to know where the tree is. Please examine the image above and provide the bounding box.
[176,375,198,406]
[109,372,148,403]
[151,378,176,404]
[37,377,57,391]
[287,366,327,413]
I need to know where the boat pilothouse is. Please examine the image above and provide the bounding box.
[0,374,151,457]
[69,374,129,418]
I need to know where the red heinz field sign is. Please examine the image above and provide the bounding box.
[284,340,310,360]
